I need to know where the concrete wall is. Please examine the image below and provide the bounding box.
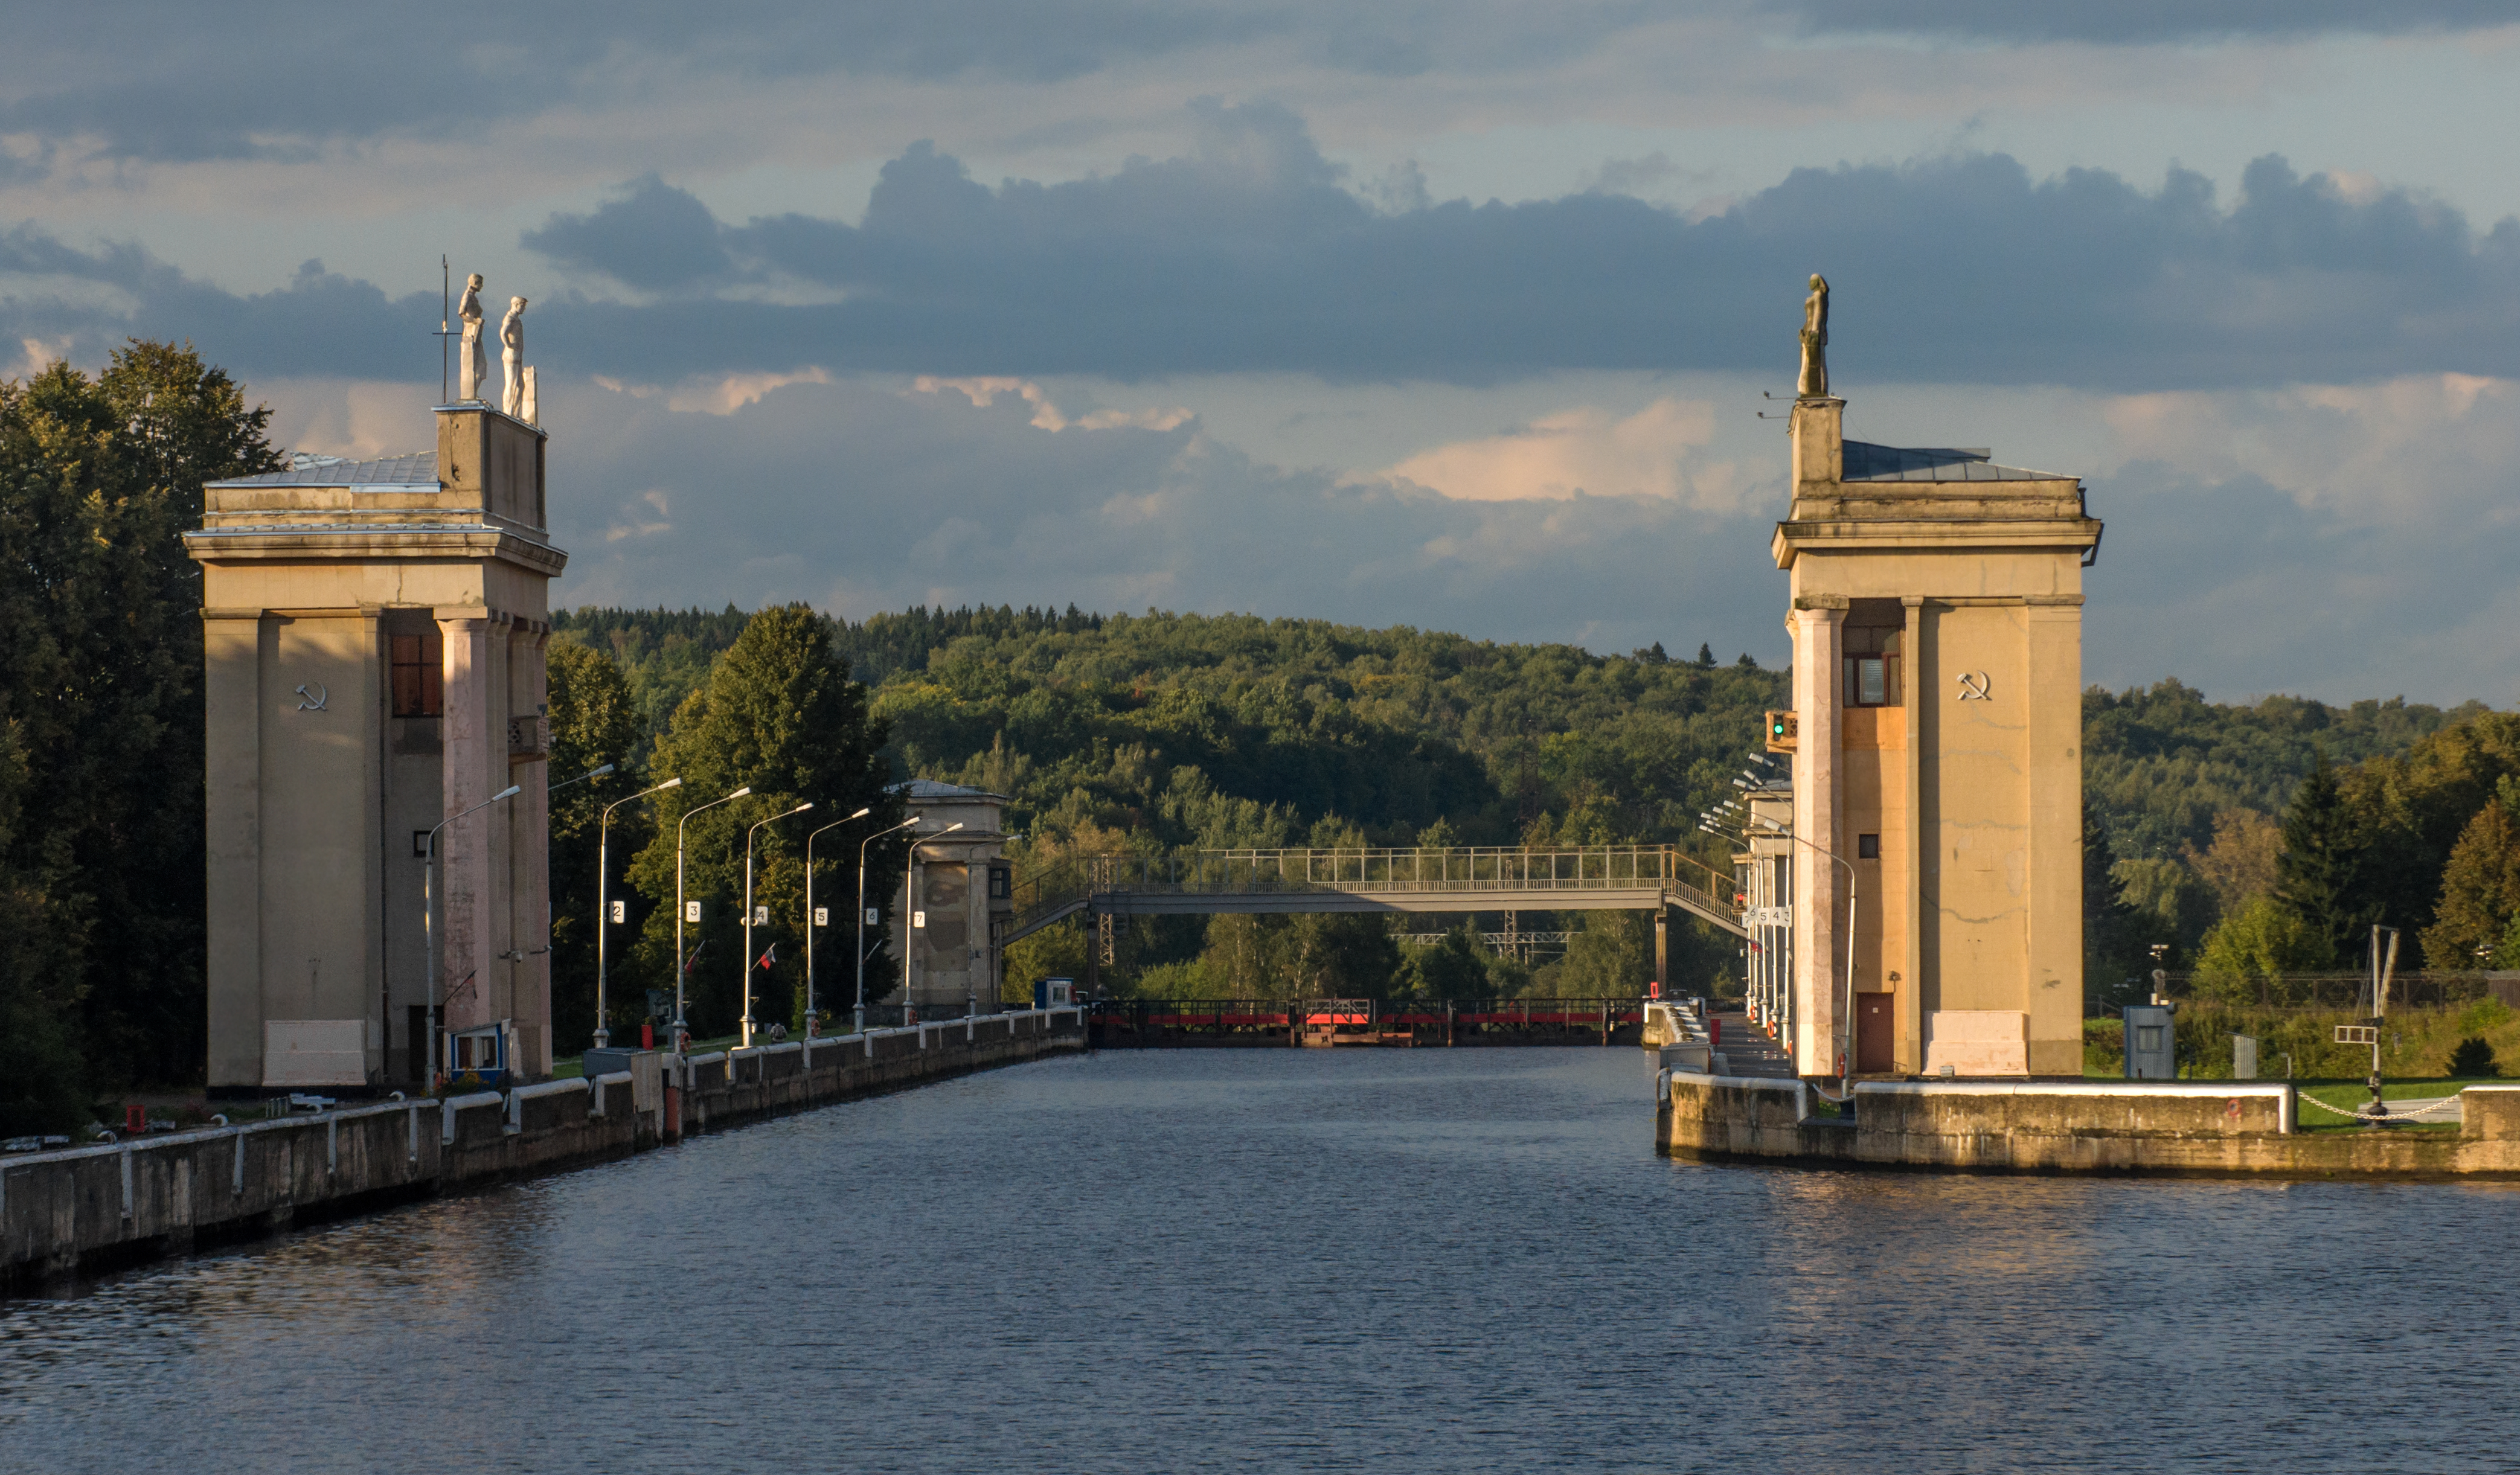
[4,1009,1085,1294]
[1658,1072,2520,1177]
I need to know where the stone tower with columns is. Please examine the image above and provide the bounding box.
[188,400,562,1092]
[1771,381,2101,1081]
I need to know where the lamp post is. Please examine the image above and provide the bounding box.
[857,815,920,1034]
[741,801,813,1048]
[804,807,873,1037]
[1697,807,1857,1091]
[595,775,680,1048]
[423,782,522,1089]
[675,785,751,1052]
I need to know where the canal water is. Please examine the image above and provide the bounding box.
[4,1049,2516,1473]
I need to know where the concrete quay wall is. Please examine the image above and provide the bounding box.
[2,1009,1083,1294]
[1657,1071,2520,1177]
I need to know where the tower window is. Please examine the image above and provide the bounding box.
[1858,833,1880,859]
[391,635,442,717]
[1843,626,1901,708]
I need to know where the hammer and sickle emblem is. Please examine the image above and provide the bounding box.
[294,682,329,711]
[1955,671,1992,702]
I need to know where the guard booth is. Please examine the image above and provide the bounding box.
[1034,977,1075,1009]
[2123,1003,2176,1080]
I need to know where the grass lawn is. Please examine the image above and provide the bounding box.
[2293,1077,2503,1133]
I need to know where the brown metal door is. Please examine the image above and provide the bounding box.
[1856,993,1895,1074]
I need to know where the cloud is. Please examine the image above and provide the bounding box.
[12,111,2520,394]
[908,376,1191,432]
[0,3,1672,168]
[1769,0,2520,43]
[542,371,1788,664]
[1379,397,1757,510]
[522,176,733,293]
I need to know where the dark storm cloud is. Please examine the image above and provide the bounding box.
[10,107,2519,390]
[1768,0,2519,43]
[0,2,1651,165]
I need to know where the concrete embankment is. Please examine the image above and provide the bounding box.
[2,1008,1084,1294]
[1656,1069,2520,1177]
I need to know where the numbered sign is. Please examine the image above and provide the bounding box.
[912,910,926,929]
[685,901,701,923]
[813,906,829,927]
[610,900,626,924]
[753,906,770,925]
[865,907,879,926]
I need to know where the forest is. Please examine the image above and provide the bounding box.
[552,603,2520,1035]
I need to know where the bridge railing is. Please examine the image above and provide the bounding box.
[1005,846,1740,941]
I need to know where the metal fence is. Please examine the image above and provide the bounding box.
[2135,970,2520,1013]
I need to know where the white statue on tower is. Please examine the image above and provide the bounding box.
[456,274,486,402]
[501,296,527,417]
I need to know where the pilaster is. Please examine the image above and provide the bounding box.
[1792,597,1847,1077]
[437,610,496,1041]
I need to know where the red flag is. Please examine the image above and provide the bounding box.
[755,942,777,971]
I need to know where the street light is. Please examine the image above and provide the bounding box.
[900,821,965,1025]
[1741,814,1858,1096]
[804,807,874,1037]
[741,801,813,1047]
[674,785,751,1052]
[856,814,921,1035]
[553,762,616,793]
[594,776,681,1048]
[422,782,523,1088]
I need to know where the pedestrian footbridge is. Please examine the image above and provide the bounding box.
[1001,846,1745,947]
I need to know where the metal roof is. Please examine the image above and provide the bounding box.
[1840,441,2073,483]
[207,452,440,490]
[891,779,1008,802]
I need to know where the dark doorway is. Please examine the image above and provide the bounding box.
[1856,993,1896,1073]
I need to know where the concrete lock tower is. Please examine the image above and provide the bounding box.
[890,781,1015,1016]
[187,394,562,1093]
[1772,277,2102,1079]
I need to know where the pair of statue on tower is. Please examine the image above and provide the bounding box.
[455,273,535,421]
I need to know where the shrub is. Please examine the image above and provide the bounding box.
[2448,1036,2501,1078]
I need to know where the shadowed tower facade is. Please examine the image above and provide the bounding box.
[187,399,564,1092]
[1772,310,2102,1080]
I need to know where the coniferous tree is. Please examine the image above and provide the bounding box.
[2274,749,2362,967]
[2082,797,2145,1008]
[1,345,278,1128]
[625,606,895,1036]
[547,641,646,1051]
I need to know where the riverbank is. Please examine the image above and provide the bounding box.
[1,1009,1084,1294]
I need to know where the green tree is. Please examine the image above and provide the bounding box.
[1403,927,1490,999]
[2274,750,2359,966]
[0,345,278,1127]
[2083,797,2145,1006]
[547,640,646,1051]
[626,606,894,1037]
[1548,910,1652,997]
[2419,800,2520,972]
[2192,894,2329,1004]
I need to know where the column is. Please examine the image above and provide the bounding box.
[202,610,265,1089]
[1791,597,1847,1077]
[2025,595,2085,1075]
[437,610,496,1046]
[513,623,553,1074]
[1898,596,1926,1073]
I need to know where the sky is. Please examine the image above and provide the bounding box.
[7,1,2519,706]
